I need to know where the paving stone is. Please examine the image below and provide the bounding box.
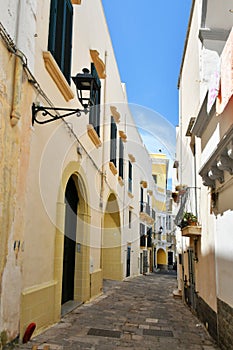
[12,273,220,350]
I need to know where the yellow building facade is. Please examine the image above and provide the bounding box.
[0,0,157,345]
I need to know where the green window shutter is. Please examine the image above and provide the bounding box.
[89,63,101,136]
[128,161,132,192]
[48,0,58,55]
[110,116,117,167]
[48,0,73,84]
[63,0,73,83]
[119,138,124,178]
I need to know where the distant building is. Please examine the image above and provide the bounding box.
[150,154,176,271]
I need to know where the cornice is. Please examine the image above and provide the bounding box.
[119,130,127,142]
[110,106,120,123]
[90,50,106,79]
[199,28,230,43]
[192,92,215,138]
[199,124,233,188]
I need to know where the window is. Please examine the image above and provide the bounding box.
[119,138,124,178]
[140,223,146,247]
[140,187,144,211]
[153,174,157,184]
[129,210,132,228]
[128,161,132,193]
[147,227,152,247]
[110,116,117,166]
[89,63,101,136]
[140,223,145,235]
[48,0,73,84]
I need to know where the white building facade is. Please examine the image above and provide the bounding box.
[176,0,233,348]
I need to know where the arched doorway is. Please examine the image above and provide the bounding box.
[102,193,122,280]
[157,248,167,270]
[62,176,79,304]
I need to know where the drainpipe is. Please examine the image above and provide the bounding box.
[10,0,24,127]
[100,51,108,269]
[10,53,24,126]
[193,141,198,218]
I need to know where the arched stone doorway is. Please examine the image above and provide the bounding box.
[102,193,122,280]
[62,176,78,304]
[54,167,90,319]
[157,248,167,270]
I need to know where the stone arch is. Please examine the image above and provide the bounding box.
[54,162,90,320]
[102,193,122,280]
[157,248,167,269]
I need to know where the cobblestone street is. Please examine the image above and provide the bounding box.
[13,273,220,350]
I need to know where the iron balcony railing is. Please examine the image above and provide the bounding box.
[174,187,201,227]
[139,201,154,217]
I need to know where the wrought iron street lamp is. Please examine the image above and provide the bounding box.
[32,68,99,125]
[159,226,163,234]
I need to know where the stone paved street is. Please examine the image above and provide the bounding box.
[13,273,220,350]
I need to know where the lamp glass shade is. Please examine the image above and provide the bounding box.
[72,68,99,107]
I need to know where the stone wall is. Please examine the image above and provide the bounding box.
[217,298,233,350]
[195,294,217,341]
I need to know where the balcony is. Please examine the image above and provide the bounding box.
[181,225,202,238]
[139,202,155,225]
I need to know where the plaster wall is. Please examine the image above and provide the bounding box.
[178,1,201,187]
[215,212,233,308]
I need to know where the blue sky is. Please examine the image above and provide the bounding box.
[102,0,192,128]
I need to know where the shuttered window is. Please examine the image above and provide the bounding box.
[48,0,73,84]
[89,63,101,136]
[128,161,132,193]
[119,138,124,178]
[110,116,117,167]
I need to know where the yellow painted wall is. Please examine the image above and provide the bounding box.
[157,249,166,265]
[20,281,57,338]
[0,38,34,343]
[102,194,122,280]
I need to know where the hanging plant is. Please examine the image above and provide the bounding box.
[180,212,198,228]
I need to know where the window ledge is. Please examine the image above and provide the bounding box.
[109,162,118,176]
[71,0,81,4]
[87,124,102,148]
[43,51,74,102]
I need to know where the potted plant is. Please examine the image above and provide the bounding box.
[180,212,198,228]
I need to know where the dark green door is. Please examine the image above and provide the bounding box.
[62,176,78,304]
[126,245,131,277]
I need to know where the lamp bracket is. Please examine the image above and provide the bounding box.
[32,103,89,125]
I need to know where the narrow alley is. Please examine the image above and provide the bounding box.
[13,273,219,350]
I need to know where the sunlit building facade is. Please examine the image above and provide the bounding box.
[0,0,156,344]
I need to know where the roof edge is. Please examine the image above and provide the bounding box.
[177,0,196,89]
